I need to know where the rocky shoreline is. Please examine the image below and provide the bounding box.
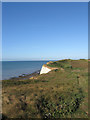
[3,70,40,81]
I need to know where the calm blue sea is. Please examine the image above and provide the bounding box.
[2,61,49,80]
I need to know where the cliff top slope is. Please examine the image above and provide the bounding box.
[2,59,88,119]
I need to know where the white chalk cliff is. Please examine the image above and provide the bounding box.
[40,65,52,74]
[40,63,58,75]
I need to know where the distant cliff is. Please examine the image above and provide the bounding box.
[40,63,58,75]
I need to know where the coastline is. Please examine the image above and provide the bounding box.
[2,59,88,118]
[2,70,40,81]
[2,60,49,81]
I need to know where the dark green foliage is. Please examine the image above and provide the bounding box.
[36,88,84,118]
[47,60,72,69]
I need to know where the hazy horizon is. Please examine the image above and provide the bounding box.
[2,58,88,62]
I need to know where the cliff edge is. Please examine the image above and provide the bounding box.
[40,63,58,75]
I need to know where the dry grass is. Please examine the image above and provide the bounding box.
[2,59,88,119]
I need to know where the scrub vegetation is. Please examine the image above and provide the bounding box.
[2,59,88,119]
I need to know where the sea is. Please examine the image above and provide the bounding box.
[1,61,50,80]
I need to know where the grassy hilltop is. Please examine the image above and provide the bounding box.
[2,59,88,119]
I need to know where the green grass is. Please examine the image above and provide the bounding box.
[47,60,72,69]
[2,59,88,119]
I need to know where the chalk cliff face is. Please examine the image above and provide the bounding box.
[40,65,52,74]
[40,64,58,75]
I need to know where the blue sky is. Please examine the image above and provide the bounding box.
[2,2,88,61]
